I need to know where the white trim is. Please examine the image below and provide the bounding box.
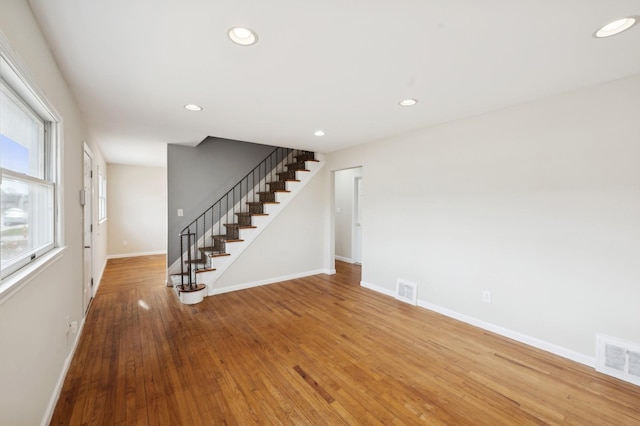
[360,280,395,298]
[360,280,595,368]
[41,317,86,426]
[335,255,354,264]
[0,247,66,306]
[107,251,166,259]
[210,269,333,296]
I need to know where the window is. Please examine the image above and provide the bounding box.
[0,53,59,281]
[98,167,106,223]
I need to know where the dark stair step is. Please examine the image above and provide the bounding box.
[235,211,268,226]
[294,152,317,162]
[267,181,287,191]
[208,252,231,259]
[246,201,278,214]
[277,170,298,181]
[199,245,226,254]
[286,161,310,172]
[257,191,276,203]
[176,283,206,293]
[211,235,244,243]
[224,223,257,239]
[184,257,208,265]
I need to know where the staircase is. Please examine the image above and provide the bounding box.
[168,148,324,304]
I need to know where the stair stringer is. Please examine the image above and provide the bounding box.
[201,154,325,296]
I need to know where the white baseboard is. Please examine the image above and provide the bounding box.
[41,317,86,426]
[361,280,395,298]
[335,256,354,264]
[361,281,595,368]
[210,269,331,296]
[107,250,166,259]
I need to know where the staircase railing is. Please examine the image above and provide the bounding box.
[177,146,299,290]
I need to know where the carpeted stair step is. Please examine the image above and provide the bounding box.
[246,201,279,214]
[267,181,287,191]
[223,223,257,239]
[277,170,298,181]
[257,191,276,203]
[184,257,208,265]
[294,152,317,162]
[235,212,268,226]
[285,161,310,172]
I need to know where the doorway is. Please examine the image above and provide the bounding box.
[334,167,363,265]
[83,145,94,314]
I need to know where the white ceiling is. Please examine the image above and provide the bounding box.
[27,0,640,167]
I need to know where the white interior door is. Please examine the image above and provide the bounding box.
[83,148,93,314]
[353,176,363,264]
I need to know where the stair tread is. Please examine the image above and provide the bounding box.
[208,252,231,258]
[246,201,279,205]
[209,237,244,243]
[223,224,257,229]
[176,283,206,292]
[195,267,216,273]
[235,212,269,216]
[199,245,232,251]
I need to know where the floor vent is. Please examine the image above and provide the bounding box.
[596,335,640,387]
[395,279,417,305]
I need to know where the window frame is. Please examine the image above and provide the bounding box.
[98,166,106,223]
[0,36,63,297]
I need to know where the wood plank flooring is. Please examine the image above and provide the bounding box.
[51,255,640,425]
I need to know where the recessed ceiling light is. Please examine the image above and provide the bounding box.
[399,99,418,107]
[594,17,637,38]
[184,104,203,111]
[228,26,258,46]
[314,130,325,137]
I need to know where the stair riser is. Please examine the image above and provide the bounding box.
[247,204,263,214]
[286,161,306,171]
[294,153,315,162]
[267,181,287,191]
[225,227,239,239]
[212,241,226,252]
[277,171,297,181]
[259,192,276,203]
[235,215,253,226]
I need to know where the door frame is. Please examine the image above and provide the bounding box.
[82,143,94,314]
[352,175,363,264]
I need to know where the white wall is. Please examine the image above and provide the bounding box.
[107,164,167,257]
[214,169,327,288]
[0,2,107,424]
[326,74,640,362]
[334,167,362,262]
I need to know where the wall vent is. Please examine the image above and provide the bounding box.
[596,335,640,387]
[395,279,417,305]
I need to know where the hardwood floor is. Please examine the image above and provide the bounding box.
[51,256,640,425]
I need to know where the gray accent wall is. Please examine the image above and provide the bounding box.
[167,137,276,264]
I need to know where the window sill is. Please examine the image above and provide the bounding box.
[0,246,66,306]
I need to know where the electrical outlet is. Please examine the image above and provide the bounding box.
[482,291,492,303]
[177,209,184,217]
